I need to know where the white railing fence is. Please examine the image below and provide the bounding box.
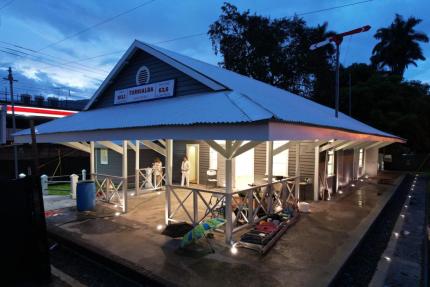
[91,173,126,208]
[166,176,299,233]
[136,167,166,193]
[41,169,87,198]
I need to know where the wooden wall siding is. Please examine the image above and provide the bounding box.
[254,143,266,184]
[199,141,210,185]
[288,143,315,179]
[91,50,213,109]
[95,148,165,188]
[217,153,226,187]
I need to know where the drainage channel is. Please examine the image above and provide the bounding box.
[330,173,413,287]
[48,234,169,287]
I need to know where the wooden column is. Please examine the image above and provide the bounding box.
[90,141,95,180]
[165,139,173,225]
[267,141,274,213]
[135,140,140,193]
[225,140,233,244]
[313,144,320,201]
[295,143,300,200]
[122,140,128,213]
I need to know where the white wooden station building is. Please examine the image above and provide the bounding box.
[15,40,403,243]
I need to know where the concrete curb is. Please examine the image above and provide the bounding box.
[327,174,406,286]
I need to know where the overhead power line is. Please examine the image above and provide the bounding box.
[296,0,373,17]
[38,0,156,52]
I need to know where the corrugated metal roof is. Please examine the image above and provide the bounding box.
[15,40,401,141]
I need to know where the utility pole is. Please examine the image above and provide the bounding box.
[348,71,352,116]
[4,67,18,178]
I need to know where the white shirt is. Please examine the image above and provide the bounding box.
[181,160,190,173]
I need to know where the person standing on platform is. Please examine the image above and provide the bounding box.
[153,158,163,188]
[181,156,190,187]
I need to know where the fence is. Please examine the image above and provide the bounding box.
[136,167,166,192]
[166,176,299,233]
[41,169,87,198]
[92,173,127,210]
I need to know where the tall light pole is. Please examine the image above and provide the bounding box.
[310,25,371,118]
[4,67,18,178]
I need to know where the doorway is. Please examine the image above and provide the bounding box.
[186,144,199,184]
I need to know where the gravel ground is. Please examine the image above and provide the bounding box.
[330,174,413,287]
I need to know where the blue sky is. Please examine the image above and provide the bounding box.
[0,0,428,100]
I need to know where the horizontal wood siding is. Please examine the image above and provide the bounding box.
[254,143,266,184]
[199,141,210,185]
[287,143,315,179]
[91,50,213,109]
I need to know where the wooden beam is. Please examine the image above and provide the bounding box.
[319,140,347,152]
[62,142,90,153]
[142,140,166,156]
[333,141,361,151]
[128,141,137,152]
[98,141,123,154]
[230,140,244,156]
[230,141,263,159]
[364,141,392,150]
[273,141,295,155]
[205,140,228,159]
[158,140,166,147]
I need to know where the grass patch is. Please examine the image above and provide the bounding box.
[48,183,71,196]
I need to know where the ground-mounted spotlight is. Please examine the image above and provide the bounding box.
[400,214,405,219]
[157,191,161,195]
[384,256,391,262]
[130,192,135,196]
[393,232,399,239]
[351,183,356,187]
[230,243,238,255]
[156,224,164,231]
[114,212,121,216]
[359,179,364,182]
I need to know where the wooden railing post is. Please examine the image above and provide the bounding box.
[247,189,254,224]
[193,189,198,225]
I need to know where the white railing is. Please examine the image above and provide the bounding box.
[165,176,299,233]
[41,169,87,198]
[92,173,126,206]
[136,167,166,192]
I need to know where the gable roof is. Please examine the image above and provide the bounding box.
[14,40,403,143]
[83,40,401,141]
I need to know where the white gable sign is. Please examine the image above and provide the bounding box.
[114,79,175,105]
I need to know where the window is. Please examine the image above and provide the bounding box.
[327,150,334,176]
[358,148,364,168]
[209,147,218,170]
[267,141,289,177]
[100,148,108,165]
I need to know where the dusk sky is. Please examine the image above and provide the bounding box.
[0,0,428,100]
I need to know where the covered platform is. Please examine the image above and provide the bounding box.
[15,40,404,244]
[46,172,404,287]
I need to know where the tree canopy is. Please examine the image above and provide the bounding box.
[371,14,429,76]
[208,3,430,152]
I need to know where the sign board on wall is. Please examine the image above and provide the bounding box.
[114,79,175,105]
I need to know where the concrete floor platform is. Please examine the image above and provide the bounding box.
[46,172,404,287]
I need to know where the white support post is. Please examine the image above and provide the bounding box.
[313,145,320,201]
[225,140,233,245]
[165,139,173,225]
[267,141,274,213]
[295,143,300,201]
[70,174,78,199]
[90,141,95,180]
[82,169,86,181]
[135,140,140,194]
[41,174,48,195]
[122,140,128,213]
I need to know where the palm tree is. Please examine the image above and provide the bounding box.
[371,14,429,76]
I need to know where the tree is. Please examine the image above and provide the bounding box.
[371,14,429,76]
[208,3,336,102]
